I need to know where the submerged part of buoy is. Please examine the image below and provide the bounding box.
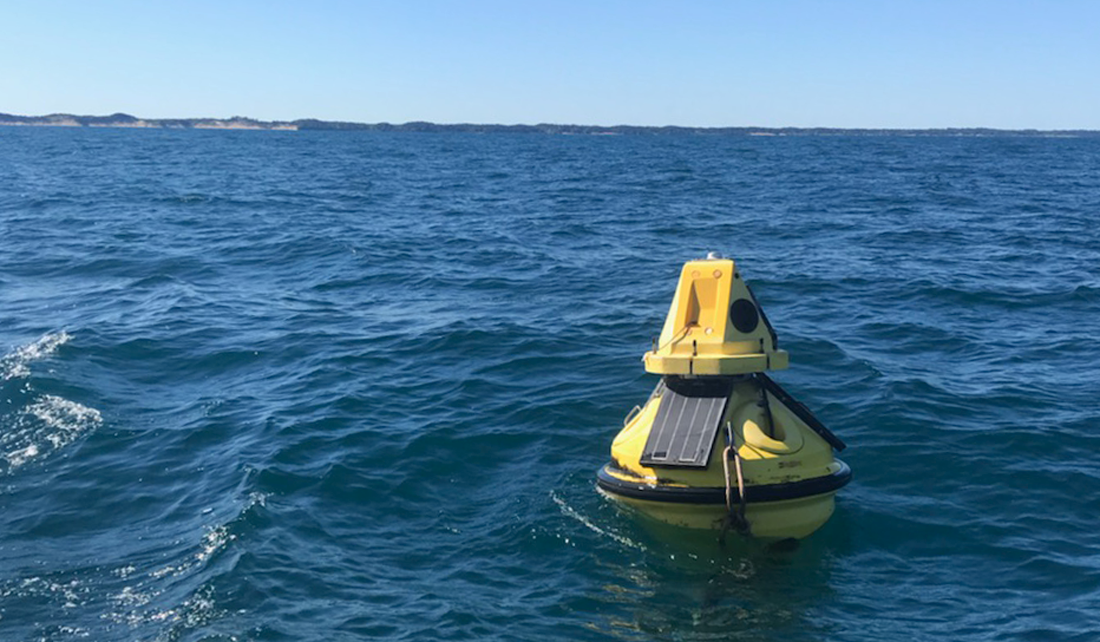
[597,255,851,540]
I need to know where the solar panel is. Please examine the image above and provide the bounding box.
[640,377,732,468]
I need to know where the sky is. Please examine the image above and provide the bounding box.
[2,0,1098,129]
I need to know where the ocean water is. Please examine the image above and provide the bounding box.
[1,127,1099,642]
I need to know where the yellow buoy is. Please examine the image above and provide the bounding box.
[596,255,850,540]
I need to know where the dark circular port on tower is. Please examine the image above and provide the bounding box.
[730,298,759,334]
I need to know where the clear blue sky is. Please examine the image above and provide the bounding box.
[3,0,1098,128]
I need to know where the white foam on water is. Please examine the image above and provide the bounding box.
[4,443,40,468]
[145,587,223,642]
[196,524,236,563]
[247,490,269,508]
[107,577,223,636]
[29,394,103,441]
[109,585,153,609]
[2,394,102,471]
[149,562,186,580]
[102,564,166,627]
[0,576,89,610]
[1,331,71,382]
[0,331,100,471]
[114,565,137,579]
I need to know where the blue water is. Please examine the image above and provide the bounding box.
[2,127,1099,641]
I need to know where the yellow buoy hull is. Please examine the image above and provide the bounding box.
[597,462,849,539]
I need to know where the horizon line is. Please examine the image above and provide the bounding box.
[2,111,1099,134]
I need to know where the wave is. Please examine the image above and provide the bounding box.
[0,332,102,472]
[2,395,103,470]
[115,491,267,638]
[0,331,70,382]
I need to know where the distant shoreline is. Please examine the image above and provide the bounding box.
[1,112,1097,137]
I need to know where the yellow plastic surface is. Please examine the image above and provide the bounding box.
[600,487,838,539]
[611,379,836,484]
[604,376,845,538]
[643,258,788,375]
